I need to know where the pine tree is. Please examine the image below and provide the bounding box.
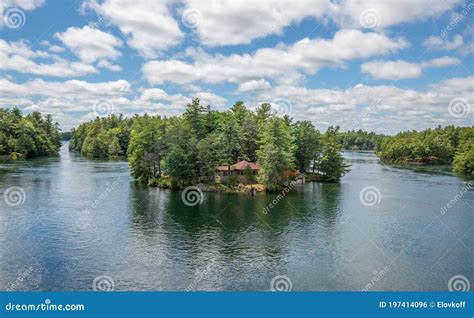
[257,117,295,190]
[318,126,350,182]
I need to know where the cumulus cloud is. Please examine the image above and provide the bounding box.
[82,0,183,58]
[238,79,272,92]
[333,0,461,29]
[255,76,473,133]
[424,34,474,55]
[183,0,333,46]
[56,26,123,69]
[182,0,459,46]
[143,29,408,85]
[0,40,97,77]
[361,57,460,80]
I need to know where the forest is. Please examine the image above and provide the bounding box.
[0,108,61,159]
[377,126,473,176]
[338,130,385,150]
[69,100,349,190]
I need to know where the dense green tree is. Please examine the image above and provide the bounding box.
[293,120,321,172]
[0,108,61,159]
[338,129,385,150]
[453,128,474,176]
[376,125,472,175]
[317,126,350,182]
[164,146,196,186]
[69,114,133,158]
[257,117,296,189]
[183,98,206,139]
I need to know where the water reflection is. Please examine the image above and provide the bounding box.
[0,144,472,291]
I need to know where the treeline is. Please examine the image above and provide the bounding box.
[338,130,385,150]
[0,108,61,159]
[377,126,473,176]
[68,114,133,158]
[70,100,349,189]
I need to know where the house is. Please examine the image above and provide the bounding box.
[215,160,259,184]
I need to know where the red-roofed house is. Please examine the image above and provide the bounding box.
[215,160,259,184]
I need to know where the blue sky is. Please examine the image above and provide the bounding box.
[0,0,473,133]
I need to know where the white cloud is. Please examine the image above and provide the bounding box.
[0,78,131,98]
[421,56,460,68]
[182,0,459,47]
[361,57,460,80]
[333,0,461,29]
[0,77,228,129]
[0,40,98,77]
[255,76,474,133]
[55,26,123,66]
[423,34,474,55]
[82,0,183,58]
[238,79,272,92]
[362,60,422,80]
[143,29,408,85]
[97,59,122,72]
[183,0,333,46]
[195,91,227,108]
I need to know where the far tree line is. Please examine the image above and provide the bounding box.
[376,125,473,176]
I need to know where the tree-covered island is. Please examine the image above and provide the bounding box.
[69,100,349,191]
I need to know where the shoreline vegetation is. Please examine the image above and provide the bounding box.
[0,108,61,160]
[1,105,472,193]
[376,126,473,176]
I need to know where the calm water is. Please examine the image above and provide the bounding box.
[0,143,472,291]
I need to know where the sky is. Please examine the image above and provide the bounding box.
[0,0,473,133]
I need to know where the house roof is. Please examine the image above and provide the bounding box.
[216,160,260,171]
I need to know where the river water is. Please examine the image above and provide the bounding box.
[0,143,472,291]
